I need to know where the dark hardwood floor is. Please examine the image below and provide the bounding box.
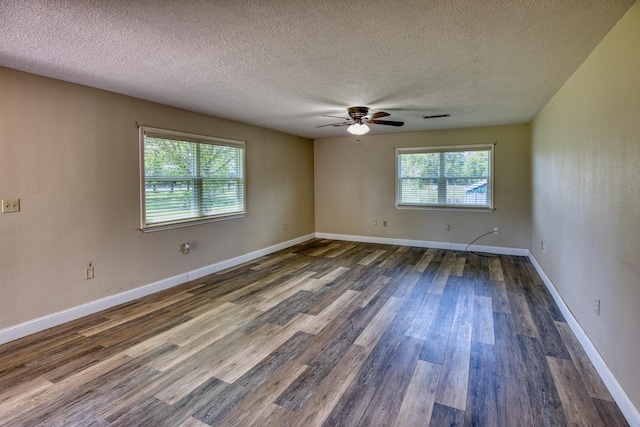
[0,239,629,426]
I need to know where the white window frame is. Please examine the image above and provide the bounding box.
[395,144,495,211]
[139,126,246,232]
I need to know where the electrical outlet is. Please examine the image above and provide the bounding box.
[2,198,20,213]
[445,224,450,231]
[283,223,288,231]
[595,297,600,315]
[540,241,545,253]
[493,227,499,234]
[85,265,94,280]
[383,220,387,227]
[373,220,378,227]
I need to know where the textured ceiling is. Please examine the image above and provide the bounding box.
[0,0,635,139]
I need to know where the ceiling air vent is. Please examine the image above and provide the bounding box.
[423,114,451,119]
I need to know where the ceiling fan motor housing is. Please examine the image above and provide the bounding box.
[348,106,369,122]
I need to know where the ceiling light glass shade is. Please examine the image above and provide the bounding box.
[347,123,370,136]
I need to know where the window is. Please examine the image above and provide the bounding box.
[139,126,245,231]
[396,144,494,210]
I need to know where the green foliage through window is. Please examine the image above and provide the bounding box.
[396,145,493,209]
[140,127,245,230]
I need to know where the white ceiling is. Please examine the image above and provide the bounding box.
[0,0,635,139]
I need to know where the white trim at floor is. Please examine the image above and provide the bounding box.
[528,253,640,427]
[315,232,529,256]
[0,233,315,345]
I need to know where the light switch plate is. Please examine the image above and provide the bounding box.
[2,198,20,213]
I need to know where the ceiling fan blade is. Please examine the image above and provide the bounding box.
[368,111,390,120]
[369,119,404,126]
[316,121,352,128]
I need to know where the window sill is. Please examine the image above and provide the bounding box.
[396,204,495,213]
[140,212,246,233]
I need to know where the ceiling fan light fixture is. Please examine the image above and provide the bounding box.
[347,123,370,136]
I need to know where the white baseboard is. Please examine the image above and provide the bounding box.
[0,273,188,345]
[187,233,315,280]
[0,233,315,346]
[528,252,640,427]
[315,232,529,256]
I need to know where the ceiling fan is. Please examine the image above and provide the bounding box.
[317,106,404,136]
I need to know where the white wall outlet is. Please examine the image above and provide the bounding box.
[445,224,450,231]
[373,220,378,227]
[493,227,499,234]
[595,297,600,315]
[540,241,545,253]
[2,198,20,213]
[283,223,288,230]
[85,265,94,280]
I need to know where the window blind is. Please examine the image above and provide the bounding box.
[396,144,494,210]
[139,126,246,231]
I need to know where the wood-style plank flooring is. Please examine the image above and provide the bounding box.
[0,239,629,426]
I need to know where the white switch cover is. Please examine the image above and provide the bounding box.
[2,198,20,213]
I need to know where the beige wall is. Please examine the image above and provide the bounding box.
[314,125,531,249]
[0,67,315,329]
[531,1,640,408]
